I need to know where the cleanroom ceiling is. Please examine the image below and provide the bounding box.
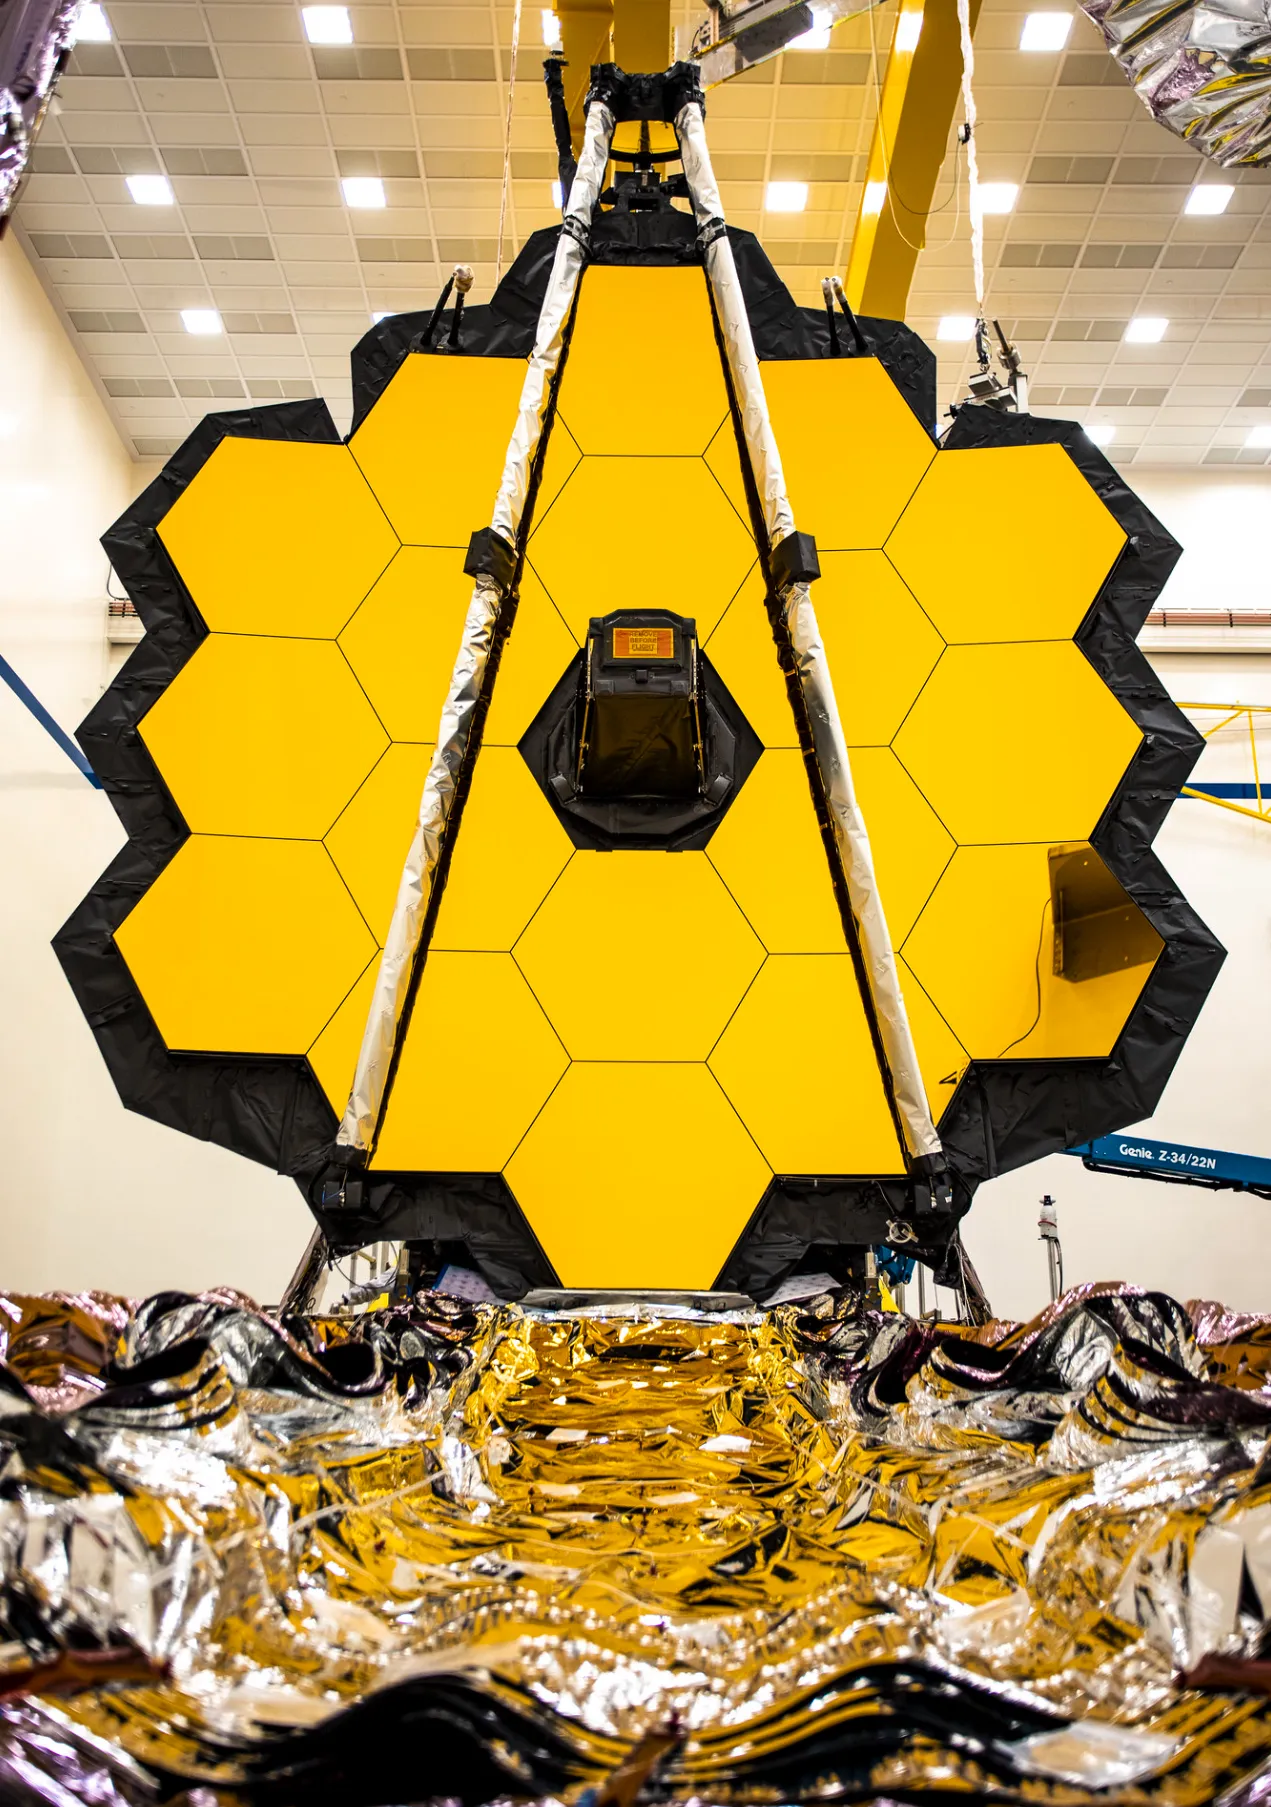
[12,0,1271,468]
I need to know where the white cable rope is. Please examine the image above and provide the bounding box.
[860,1,967,258]
[955,0,985,314]
[495,0,523,285]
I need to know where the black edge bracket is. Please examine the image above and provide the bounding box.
[464,527,517,590]
[770,529,820,588]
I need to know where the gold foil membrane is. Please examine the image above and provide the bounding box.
[0,1286,1270,1802]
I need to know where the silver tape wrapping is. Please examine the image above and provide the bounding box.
[674,99,940,1165]
[337,102,617,1153]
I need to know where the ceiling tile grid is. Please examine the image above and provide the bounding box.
[13,0,1271,465]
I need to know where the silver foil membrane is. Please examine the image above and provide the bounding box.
[674,96,941,1164]
[337,99,618,1155]
[0,1284,1270,1801]
[1081,0,1271,166]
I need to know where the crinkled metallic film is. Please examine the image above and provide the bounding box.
[3,1284,1271,1801]
[1082,0,1271,166]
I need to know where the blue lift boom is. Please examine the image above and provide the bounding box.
[1064,1135,1271,1200]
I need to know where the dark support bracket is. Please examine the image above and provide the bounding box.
[585,61,703,125]
[769,530,821,588]
[464,527,517,590]
[543,54,577,207]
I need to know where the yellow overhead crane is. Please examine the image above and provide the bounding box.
[561,0,981,320]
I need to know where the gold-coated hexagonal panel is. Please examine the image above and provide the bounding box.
[896,956,969,1121]
[849,748,954,945]
[157,438,397,637]
[532,417,582,527]
[557,266,731,456]
[372,953,568,1171]
[707,750,845,953]
[709,955,905,1176]
[902,843,1160,1060]
[430,749,573,951]
[325,742,431,943]
[349,354,526,547]
[513,853,765,1060]
[504,1062,771,1289]
[115,837,376,1054]
[307,960,377,1118]
[483,566,579,748]
[886,443,1127,643]
[704,416,751,530]
[892,642,1142,846]
[703,565,798,751]
[338,546,473,743]
[818,552,943,746]
[140,635,388,839]
[761,358,936,551]
[528,456,756,643]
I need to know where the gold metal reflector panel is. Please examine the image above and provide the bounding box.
[114,354,529,1108]
[372,263,905,1288]
[111,258,1167,1292]
[758,349,1156,1121]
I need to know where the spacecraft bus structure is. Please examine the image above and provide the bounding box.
[56,62,1222,1299]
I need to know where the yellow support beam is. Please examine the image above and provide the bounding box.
[613,0,671,71]
[556,0,671,151]
[845,0,984,320]
[558,0,614,151]
[1179,702,1271,827]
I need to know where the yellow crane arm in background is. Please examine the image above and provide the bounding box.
[846,0,983,320]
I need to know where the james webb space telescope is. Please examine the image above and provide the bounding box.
[57,61,1219,1301]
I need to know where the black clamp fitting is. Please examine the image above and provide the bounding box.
[769,530,821,589]
[697,215,727,250]
[586,61,703,124]
[909,1150,954,1217]
[561,212,591,250]
[464,527,517,590]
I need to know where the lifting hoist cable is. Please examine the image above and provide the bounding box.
[495,0,523,285]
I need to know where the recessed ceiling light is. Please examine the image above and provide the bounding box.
[977,182,1018,213]
[551,178,563,207]
[1084,422,1115,445]
[1020,12,1072,50]
[371,310,392,323]
[863,181,887,215]
[1185,184,1233,215]
[765,181,808,212]
[181,308,221,335]
[937,315,976,340]
[125,173,173,205]
[302,5,352,45]
[789,8,831,49]
[541,8,562,48]
[895,11,923,51]
[1246,425,1271,448]
[1124,316,1167,343]
[342,175,385,208]
[71,2,111,42]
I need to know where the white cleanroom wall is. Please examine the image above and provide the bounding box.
[0,232,312,1303]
